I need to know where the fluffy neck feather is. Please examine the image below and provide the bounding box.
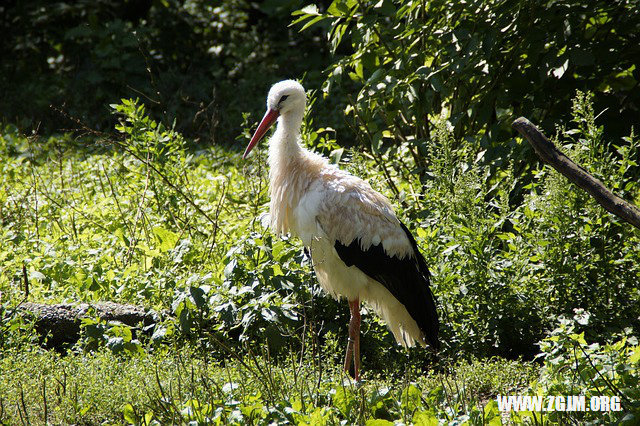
[268,110,304,163]
[267,109,325,235]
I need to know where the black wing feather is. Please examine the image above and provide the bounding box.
[334,221,440,350]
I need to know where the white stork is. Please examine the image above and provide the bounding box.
[243,80,439,380]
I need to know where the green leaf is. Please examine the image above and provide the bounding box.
[328,0,357,16]
[189,286,207,309]
[374,0,395,16]
[333,387,355,416]
[299,15,327,32]
[153,226,180,252]
[89,277,101,292]
[401,384,422,412]
[122,403,137,424]
[552,58,569,79]
[292,4,320,16]
[366,420,393,426]
[413,410,439,425]
[114,227,130,247]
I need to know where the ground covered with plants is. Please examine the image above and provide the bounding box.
[2,0,640,424]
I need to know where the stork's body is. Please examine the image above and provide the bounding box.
[244,80,439,380]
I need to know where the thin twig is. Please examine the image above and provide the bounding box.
[346,95,404,203]
[27,173,110,233]
[205,181,227,262]
[116,140,228,238]
[26,138,40,246]
[576,342,629,411]
[42,378,48,424]
[4,266,30,324]
[102,163,134,236]
[127,149,152,264]
[50,105,228,239]
[19,383,29,425]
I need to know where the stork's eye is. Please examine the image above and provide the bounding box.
[278,95,289,104]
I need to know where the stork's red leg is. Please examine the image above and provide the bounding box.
[343,299,361,381]
[352,299,361,381]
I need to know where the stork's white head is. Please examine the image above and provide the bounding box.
[266,80,306,115]
[243,80,306,159]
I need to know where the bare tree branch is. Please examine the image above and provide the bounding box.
[512,117,640,230]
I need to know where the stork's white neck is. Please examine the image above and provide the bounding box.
[268,110,305,164]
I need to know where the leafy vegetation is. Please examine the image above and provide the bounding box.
[2,89,639,424]
[527,313,640,424]
[2,0,640,424]
[0,347,536,424]
[294,0,640,166]
[0,0,331,140]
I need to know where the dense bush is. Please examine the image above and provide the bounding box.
[294,0,640,175]
[406,92,640,359]
[0,0,330,141]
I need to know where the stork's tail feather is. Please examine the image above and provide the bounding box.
[334,221,440,351]
[398,221,440,350]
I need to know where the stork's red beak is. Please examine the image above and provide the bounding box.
[243,108,279,159]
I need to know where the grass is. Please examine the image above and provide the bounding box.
[0,345,536,424]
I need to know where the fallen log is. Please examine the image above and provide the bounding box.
[512,117,640,230]
[17,301,162,350]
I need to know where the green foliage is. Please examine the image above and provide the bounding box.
[3,89,640,359]
[0,305,38,350]
[0,346,535,424]
[3,90,640,357]
[2,89,640,422]
[215,232,308,346]
[515,313,640,424]
[294,0,640,168]
[80,316,144,355]
[421,91,640,358]
[0,0,331,141]
[0,99,336,360]
[112,98,187,165]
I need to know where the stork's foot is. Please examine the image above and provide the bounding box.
[343,299,361,381]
